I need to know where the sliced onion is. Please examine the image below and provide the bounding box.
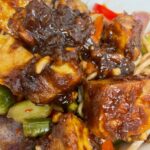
[127,130,150,150]
[127,141,144,150]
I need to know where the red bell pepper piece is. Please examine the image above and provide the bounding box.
[93,3,118,20]
[102,140,114,150]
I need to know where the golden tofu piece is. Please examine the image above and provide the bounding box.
[6,58,82,104]
[0,34,33,78]
[48,113,92,150]
[0,0,30,32]
[102,14,142,61]
[83,76,150,141]
[20,61,82,104]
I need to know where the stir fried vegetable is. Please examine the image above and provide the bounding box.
[93,4,118,20]
[0,85,14,115]
[135,33,150,74]
[101,140,114,150]
[7,100,52,123]
[91,14,103,43]
[23,118,51,137]
[142,33,150,54]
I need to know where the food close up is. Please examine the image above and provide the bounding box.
[0,0,150,149]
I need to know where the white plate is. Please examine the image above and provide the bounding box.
[82,0,150,150]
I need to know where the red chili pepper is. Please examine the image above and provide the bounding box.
[93,3,118,20]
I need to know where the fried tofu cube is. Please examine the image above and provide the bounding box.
[48,113,92,150]
[0,0,30,32]
[83,76,150,141]
[5,58,82,103]
[0,34,33,78]
[0,0,15,32]
[102,14,142,61]
[13,60,82,104]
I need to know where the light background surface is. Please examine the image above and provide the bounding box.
[83,0,150,13]
[82,0,150,149]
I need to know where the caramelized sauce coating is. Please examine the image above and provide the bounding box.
[83,76,150,141]
[48,114,93,150]
[6,58,82,104]
[0,0,148,148]
[9,0,94,60]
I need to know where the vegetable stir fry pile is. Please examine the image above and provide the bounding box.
[0,0,150,150]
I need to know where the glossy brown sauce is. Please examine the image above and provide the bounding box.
[9,0,94,62]
[9,0,143,79]
[1,0,146,146]
[83,77,150,141]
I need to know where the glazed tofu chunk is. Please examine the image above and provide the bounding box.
[102,14,142,61]
[48,113,92,150]
[6,59,82,104]
[0,0,30,32]
[8,0,93,58]
[83,76,150,141]
[0,34,33,78]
